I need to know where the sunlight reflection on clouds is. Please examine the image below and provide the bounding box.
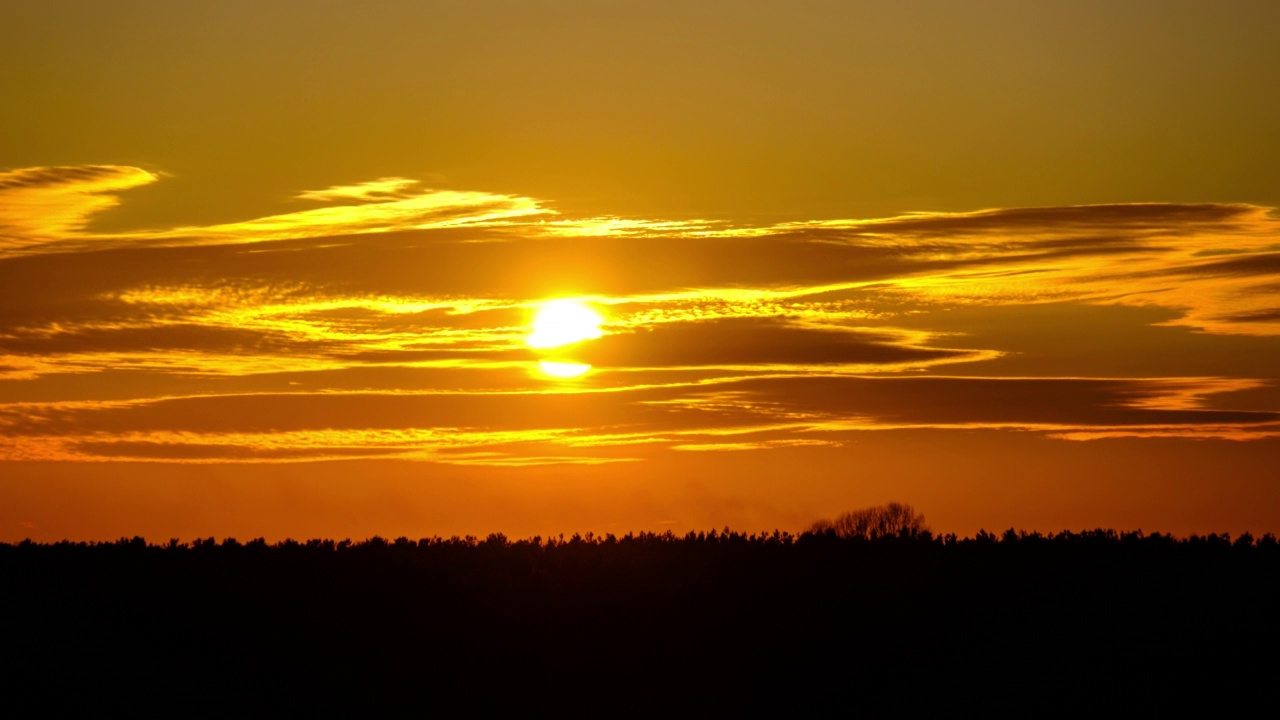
[1,168,1279,464]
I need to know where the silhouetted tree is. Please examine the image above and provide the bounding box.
[810,502,930,540]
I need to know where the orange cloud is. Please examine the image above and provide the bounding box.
[0,165,158,252]
[1,167,1278,468]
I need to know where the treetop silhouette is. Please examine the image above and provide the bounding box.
[809,502,930,540]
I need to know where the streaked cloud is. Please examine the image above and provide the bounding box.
[1,166,1278,466]
[0,165,159,252]
[2,375,1274,464]
[146,185,549,245]
[294,177,424,203]
[0,168,549,255]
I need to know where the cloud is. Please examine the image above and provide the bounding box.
[1,166,1278,466]
[571,317,987,370]
[5,167,1277,339]
[0,165,159,252]
[134,189,550,248]
[2,375,1274,463]
[0,168,550,256]
[1222,308,1280,324]
[775,202,1259,239]
[0,323,335,357]
[295,177,423,203]
[1177,251,1280,278]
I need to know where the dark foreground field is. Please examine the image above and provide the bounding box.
[4,529,1278,715]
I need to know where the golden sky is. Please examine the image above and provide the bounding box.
[3,1,1280,540]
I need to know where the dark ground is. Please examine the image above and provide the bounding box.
[3,529,1277,716]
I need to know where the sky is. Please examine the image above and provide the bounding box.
[3,0,1280,541]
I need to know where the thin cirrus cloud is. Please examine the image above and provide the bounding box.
[2,376,1276,463]
[0,166,549,255]
[0,165,159,252]
[0,165,1278,464]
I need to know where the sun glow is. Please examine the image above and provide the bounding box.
[527,299,605,349]
[537,361,592,378]
[527,299,604,380]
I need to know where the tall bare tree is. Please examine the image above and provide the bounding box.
[810,503,929,540]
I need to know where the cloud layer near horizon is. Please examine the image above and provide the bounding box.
[2,165,1278,464]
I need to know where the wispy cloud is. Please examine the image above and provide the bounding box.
[0,169,550,255]
[1,166,1278,465]
[0,165,159,252]
[1,375,1274,463]
[294,177,423,203]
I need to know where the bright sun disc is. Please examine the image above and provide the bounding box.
[538,361,591,378]
[527,299,604,349]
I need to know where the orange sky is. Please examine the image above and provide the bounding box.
[3,1,1280,540]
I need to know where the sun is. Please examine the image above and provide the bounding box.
[527,299,604,350]
[537,361,592,379]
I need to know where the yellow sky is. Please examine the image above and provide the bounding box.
[3,1,1279,540]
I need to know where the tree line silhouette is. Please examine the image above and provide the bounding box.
[4,508,1278,714]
